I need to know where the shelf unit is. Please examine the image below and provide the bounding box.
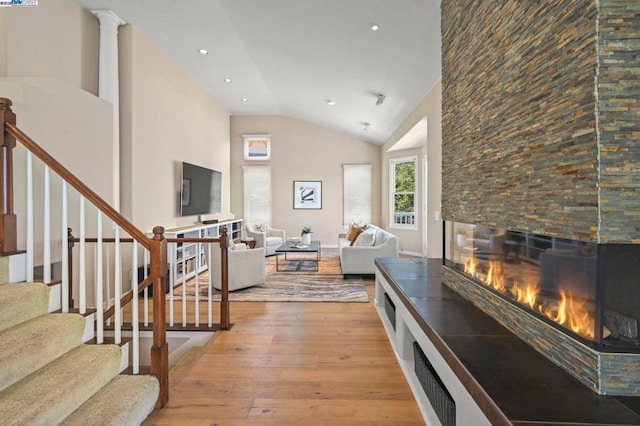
[163,219,244,287]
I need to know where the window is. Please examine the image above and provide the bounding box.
[243,166,271,225]
[343,164,372,226]
[390,156,417,229]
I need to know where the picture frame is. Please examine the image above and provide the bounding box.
[243,134,271,160]
[293,181,322,209]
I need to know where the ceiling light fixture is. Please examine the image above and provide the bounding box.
[376,94,386,106]
[363,122,371,131]
[241,98,248,102]
[198,49,209,55]
[327,100,336,106]
[224,78,232,83]
[370,23,380,31]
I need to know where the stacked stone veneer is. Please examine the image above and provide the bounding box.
[443,268,640,396]
[441,1,640,395]
[442,0,640,243]
[597,1,640,243]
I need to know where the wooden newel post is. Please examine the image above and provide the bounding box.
[150,226,169,408]
[220,227,230,329]
[0,98,17,255]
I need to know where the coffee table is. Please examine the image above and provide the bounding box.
[275,240,321,272]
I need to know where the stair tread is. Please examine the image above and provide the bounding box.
[0,313,85,392]
[0,344,122,425]
[60,374,159,426]
[0,282,49,332]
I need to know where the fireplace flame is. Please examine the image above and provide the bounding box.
[511,279,538,309]
[464,257,477,276]
[462,255,596,340]
[486,261,506,292]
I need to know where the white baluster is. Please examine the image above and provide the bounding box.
[143,249,149,327]
[26,152,34,282]
[182,245,187,327]
[61,182,68,313]
[43,167,51,285]
[207,242,212,327]
[131,242,139,374]
[79,197,86,314]
[96,212,104,344]
[195,241,200,328]
[114,225,121,344]
[169,243,175,327]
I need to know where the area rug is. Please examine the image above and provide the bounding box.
[169,250,369,303]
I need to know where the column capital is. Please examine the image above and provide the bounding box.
[91,9,126,29]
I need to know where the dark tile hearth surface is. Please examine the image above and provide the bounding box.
[376,258,640,425]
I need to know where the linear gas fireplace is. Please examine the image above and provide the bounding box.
[443,221,640,396]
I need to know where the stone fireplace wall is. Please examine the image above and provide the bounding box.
[441,0,640,243]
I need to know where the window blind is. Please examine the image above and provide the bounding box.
[243,166,271,225]
[343,164,372,226]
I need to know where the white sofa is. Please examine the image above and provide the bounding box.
[207,242,266,291]
[245,223,286,256]
[338,224,399,277]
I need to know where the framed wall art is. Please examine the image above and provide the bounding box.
[293,181,322,209]
[243,134,271,160]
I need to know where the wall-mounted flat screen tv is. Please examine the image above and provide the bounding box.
[180,162,222,216]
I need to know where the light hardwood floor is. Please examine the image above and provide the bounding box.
[143,281,424,425]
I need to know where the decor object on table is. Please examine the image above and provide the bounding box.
[245,223,286,256]
[301,226,312,245]
[243,134,271,160]
[293,181,322,209]
[338,224,399,278]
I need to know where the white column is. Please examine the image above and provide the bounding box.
[92,10,125,211]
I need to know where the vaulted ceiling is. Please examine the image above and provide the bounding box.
[69,0,442,145]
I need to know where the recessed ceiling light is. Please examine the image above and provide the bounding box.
[198,49,209,55]
[370,24,380,31]
[241,98,248,102]
[327,100,336,106]
[224,78,232,83]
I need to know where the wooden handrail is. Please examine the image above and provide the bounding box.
[103,276,153,321]
[166,237,222,243]
[1,98,168,409]
[4,118,150,250]
[67,229,230,330]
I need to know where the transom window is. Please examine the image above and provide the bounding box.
[389,156,417,229]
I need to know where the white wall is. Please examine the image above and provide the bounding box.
[382,80,442,258]
[119,25,231,233]
[2,0,99,94]
[230,115,381,245]
[1,78,113,265]
[0,0,112,262]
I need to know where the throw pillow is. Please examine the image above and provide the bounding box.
[349,226,366,246]
[232,243,247,251]
[346,222,359,241]
[254,223,265,233]
[354,228,376,246]
[373,228,388,246]
[348,223,368,243]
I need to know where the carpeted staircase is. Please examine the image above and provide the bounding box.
[0,282,159,425]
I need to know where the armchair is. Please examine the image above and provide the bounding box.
[206,242,266,291]
[245,223,286,256]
